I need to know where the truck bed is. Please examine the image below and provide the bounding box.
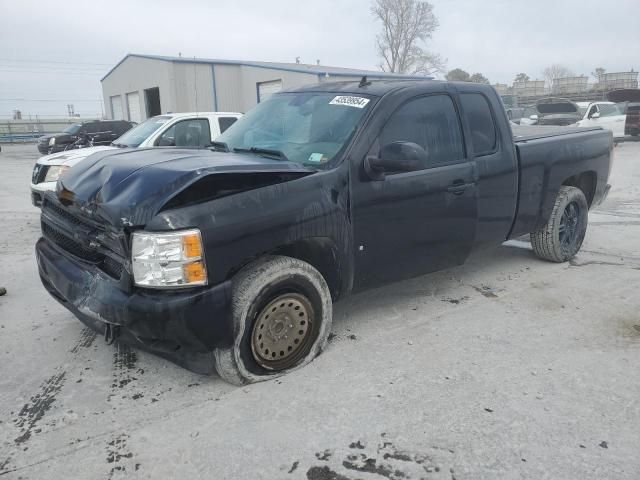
[509,125,612,239]
[512,125,603,142]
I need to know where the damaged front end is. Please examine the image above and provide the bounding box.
[35,148,315,372]
[36,193,234,373]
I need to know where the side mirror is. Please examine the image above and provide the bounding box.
[529,114,539,121]
[363,141,428,181]
[589,112,600,119]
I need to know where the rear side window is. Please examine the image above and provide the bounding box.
[218,117,238,134]
[83,122,100,134]
[113,121,130,134]
[460,93,497,156]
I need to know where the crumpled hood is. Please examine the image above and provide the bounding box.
[56,148,314,228]
[38,145,117,166]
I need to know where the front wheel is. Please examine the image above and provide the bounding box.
[530,186,588,262]
[214,256,332,385]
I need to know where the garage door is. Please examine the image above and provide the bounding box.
[257,80,282,103]
[110,95,123,120]
[126,92,141,123]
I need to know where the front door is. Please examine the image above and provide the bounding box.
[351,93,477,289]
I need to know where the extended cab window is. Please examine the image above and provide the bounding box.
[460,93,497,156]
[218,117,238,134]
[157,119,211,147]
[379,94,465,171]
[83,123,101,134]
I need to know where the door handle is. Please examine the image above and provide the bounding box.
[446,180,471,195]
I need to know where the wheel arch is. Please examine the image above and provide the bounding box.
[270,237,344,301]
[562,170,597,207]
[226,237,347,302]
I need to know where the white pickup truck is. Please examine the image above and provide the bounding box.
[30,111,242,206]
[574,101,626,139]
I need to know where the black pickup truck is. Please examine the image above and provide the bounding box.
[36,80,612,384]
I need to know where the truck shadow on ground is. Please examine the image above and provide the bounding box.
[330,242,537,336]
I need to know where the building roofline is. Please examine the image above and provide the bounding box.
[101,53,433,82]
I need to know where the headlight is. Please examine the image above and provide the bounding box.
[44,165,70,182]
[131,229,207,288]
[49,137,56,146]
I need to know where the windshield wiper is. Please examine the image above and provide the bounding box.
[233,147,288,161]
[112,142,128,148]
[208,141,230,152]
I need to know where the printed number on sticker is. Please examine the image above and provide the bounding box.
[329,96,370,108]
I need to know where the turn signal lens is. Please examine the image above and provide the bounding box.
[182,233,203,259]
[184,261,207,283]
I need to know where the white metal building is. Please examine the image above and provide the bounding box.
[101,54,430,122]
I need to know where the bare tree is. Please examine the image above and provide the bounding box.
[514,73,530,83]
[542,64,574,89]
[371,0,446,75]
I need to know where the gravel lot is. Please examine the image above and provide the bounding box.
[1,141,639,479]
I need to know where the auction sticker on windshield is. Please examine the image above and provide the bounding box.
[329,96,370,108]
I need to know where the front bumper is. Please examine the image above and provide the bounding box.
[36,237,234,373]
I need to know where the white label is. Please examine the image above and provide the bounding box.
[329,96,370,108]
[307,153,325,163]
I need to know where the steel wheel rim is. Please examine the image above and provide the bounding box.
[559,201,580,254]
[251,292,314,370]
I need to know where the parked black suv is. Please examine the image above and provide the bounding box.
[36,120,135,155]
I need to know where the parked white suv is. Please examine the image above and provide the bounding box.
[574,102,626,139]
[30,112,242,206]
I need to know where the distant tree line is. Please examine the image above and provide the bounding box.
[443,65,609,87]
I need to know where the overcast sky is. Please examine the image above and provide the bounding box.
[1,0,639,118]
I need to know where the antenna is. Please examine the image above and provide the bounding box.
[359,76,371,88]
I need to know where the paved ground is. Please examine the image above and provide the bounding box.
[0,142,639,480]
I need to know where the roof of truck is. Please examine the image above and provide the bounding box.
[287,79,445,96]
[158,111,241,119]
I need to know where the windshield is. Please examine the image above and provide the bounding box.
[63,123,82,135]
[114,116,171,147]
[217,92,372,167]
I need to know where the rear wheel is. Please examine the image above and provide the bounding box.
[214,256,332,385]
[530,186,588,262]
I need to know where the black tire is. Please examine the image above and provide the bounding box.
[214,255,332,385]
[530,186,588,262]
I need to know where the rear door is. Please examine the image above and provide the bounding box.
[595,103,626,138]
[457,89,518,242]
[351,91,477,288]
